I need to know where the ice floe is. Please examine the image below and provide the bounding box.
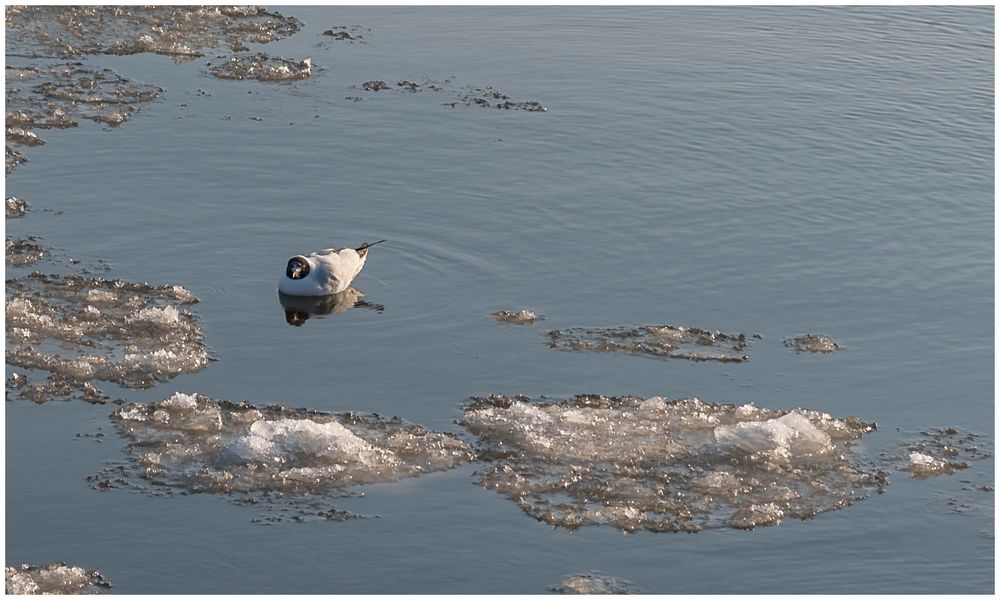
[5,237,46,267]
[96,393,471,522]
[6,6,301,59]
[6,145,26,173]
[5,62,163,171]
[785,334,840,353]
[895,427,990,478]
[492,309,539,325]
[462,394,881,533]
[207,53,312,82]
[5,562,110,595]
[6,196,28,217]
[6,63,162,131]
[552,572,639,594]
[547,325,757,363]
[5,273,208,402]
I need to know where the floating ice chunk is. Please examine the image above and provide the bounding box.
[357,78,547,112]
[245,418,388,466]
[785,335,840,353]
[6,273,209,402]
[101,394,470,522]
[7,6,302,59]
[491,309,539,324]
[910,452,944,467]
[713,411,834,461]
[6,126,44,146]
[2,61,163,171]
[6,145,26,173]
[5,562,110,595]
[463,394,879,533]
[6,196,28,217]
[207,53,312,81]
[5,237,46,267]
[547,324,757,362]
[552,573,639,594]
[905,451,965,477]
[896,427,986,478]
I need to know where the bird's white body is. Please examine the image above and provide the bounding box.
[278,245,372,296]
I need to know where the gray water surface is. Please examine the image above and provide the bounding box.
[5,6,994,594]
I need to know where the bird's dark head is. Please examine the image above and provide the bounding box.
[285,309,310,326]
[286,256,311,280]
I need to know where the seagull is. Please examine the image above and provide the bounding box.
[278,240,385,296]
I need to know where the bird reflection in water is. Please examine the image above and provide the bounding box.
[278,288,384,326]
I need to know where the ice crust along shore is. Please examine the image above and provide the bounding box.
[100,393,471,521]
[5,563,110,595]
[462,394,882,532]
[5,273,209,402]
[547,325,757,362]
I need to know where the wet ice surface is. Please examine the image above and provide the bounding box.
[785,334,840,353]
[547,325,757,363]
[462,394,881,533]
[5,273,209,402]
[207,53,312,82]
[5,6,301,59]
[492,309,539,325]
[354,78,547,112]
[96,393,471,523]
[5,562,110,595]
[5,236,47,267]
[552,572,640,594]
